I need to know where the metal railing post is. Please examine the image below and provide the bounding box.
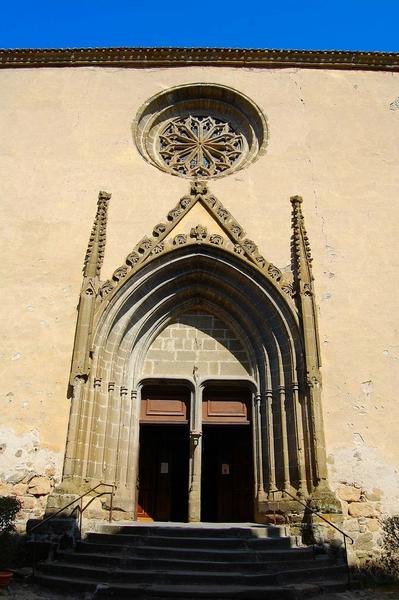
[109,485,114,523]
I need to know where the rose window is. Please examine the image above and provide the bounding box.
[158,115,245,178]
[134,84,268,179]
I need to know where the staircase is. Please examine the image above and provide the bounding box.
[35,522,350,599]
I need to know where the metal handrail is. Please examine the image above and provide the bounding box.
[29,482,116,534]
[29,482,116,578]
[271,489,353,588]
[272,489,354,544]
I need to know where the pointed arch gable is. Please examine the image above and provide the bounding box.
[94,183,296,317]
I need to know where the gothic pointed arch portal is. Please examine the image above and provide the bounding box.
[61,184,339,522]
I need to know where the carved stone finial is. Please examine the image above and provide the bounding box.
[98,190,112,203]
[83,190,112,279]
[190,181,208,196]
[290,194,303,204]
[291,193,313,284]
[190,224,207,242]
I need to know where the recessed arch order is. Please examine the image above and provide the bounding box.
[61,188,338,523]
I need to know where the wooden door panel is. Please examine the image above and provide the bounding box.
[140,386,189,423]
[202,388,250,424]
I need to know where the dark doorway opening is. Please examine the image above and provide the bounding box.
[137,424,189,522]
[201,424,254,522]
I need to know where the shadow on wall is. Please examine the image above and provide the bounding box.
[143,308,253,378]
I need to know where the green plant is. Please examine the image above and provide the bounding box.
[0,497,21,535]
[381,515,399,580]
[0,496,22,571]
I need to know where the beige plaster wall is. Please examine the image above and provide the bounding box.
[1,65,399,516]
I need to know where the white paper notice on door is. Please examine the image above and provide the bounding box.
[221,463,230,475]
[160,462,169,474]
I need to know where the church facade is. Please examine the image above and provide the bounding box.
[1,48,399,563]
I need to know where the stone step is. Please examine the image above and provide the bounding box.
[58,549,332,572]
[97,523,287,539]
[34,523,351,598]
[38,560,347,587]
[85,532,293,549]
[36,573,351,599]
[76,540,313,562]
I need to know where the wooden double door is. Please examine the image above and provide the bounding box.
[137,384,254,522]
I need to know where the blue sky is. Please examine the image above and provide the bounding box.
[1,1,398,52]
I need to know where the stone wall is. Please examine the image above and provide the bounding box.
[337,483,384,565]
[0,427,63,529]
[0,475,54,531]
[143,311,251,378]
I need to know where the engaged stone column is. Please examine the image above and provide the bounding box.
[103,382,117,482]
[126,390,140,507]
[254,393,265,497]
[87,377,108,480]
[292,381,307,495]
[111,386,136,513]
[83,376,103,480]
[116,385,130,487]
[278,385,290,493]
[62,375,85,479]
[265,388,276,493]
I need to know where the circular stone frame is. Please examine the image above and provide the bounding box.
[133,83,268,179]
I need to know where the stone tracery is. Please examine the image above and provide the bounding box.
[133,84,268,179]
[158,115,245,178]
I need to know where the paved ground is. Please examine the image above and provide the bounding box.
[2,582,399,600]
[1,582,84,599]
